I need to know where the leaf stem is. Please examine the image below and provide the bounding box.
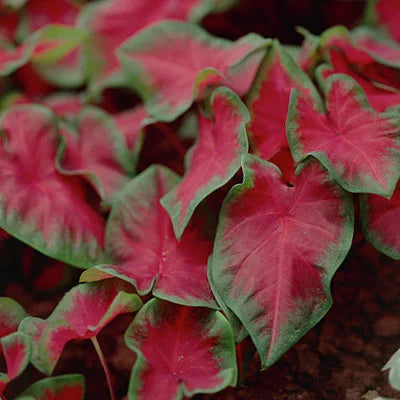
[155,122,187,158]
[91,336,116,400]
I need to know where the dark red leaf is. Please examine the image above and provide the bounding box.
[287,74,400,197]
[125,299,236,399]
[0,105,106,267]
[81,166,216,308]
[209,155,353,367]
[161,87,249,239]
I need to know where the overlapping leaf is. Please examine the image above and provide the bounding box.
[210,155,353,368]
[80,0,237,94]
[0,25,87,78]
[19,280,142,375]
[246,40,322,180]
[21,0,85,87]
[287,74,400,197]
[382,348,400,391]
[57,106,134,203]
[0,297,26,338]
[365,0,400,43]
[360,183,400,259]
[320,50,400,112]
[0,105,107,267]
[161,88,249,239]
[81,166,216,308]
[125,298,237,400]
[0,332,31,393]
[16,374,85,400]
[117,21,268,121]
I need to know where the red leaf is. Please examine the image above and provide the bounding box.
[18,374,85,400]
[320,26,400,89]
[113,105,152,150]
[80,0,233,93]
[0,105,106,268]
[287,74,400,197]
[360,183,400,260]
[125,299,236,400]
[117,21,268,121]
[209,155,353,367]
[161,87,249,239]
[321,49,400,112]
[57,107,134,203]
[368,0,400,42]
[42,93,83,118]
[0,332,31,392]
[19,280,142,375]
[246,40,322,173]
[0,297,26,338]
[81,166,216,308]
[25,0,79,32]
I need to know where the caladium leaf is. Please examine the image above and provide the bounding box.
[161,87,249,239]
[247,40,322,169]
[319,26,400,88]
[0,25,87,78]
[0,105,106,268]
[17,374,85,400]
[360,183,400,260]
[287,74,400,197]
[365,0,400,43]
[81,165,216,308]
[0,297,26,338]
[19,280,142,375]
[209,154,354,368]
[79,0,238,94]
[0,332,32,393]
[113,105,153,169]
[23,0,80,33]
[57,106,134,204]
[20,0,84,87]
[320,49,400,112]
[125,298,237,400]
[352,27,400,66]
[117,21,268,121]
[42,93,83,118]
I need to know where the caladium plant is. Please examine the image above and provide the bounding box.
[0,0,399,399]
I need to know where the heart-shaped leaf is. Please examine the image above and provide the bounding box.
[360,183,400,260]
[246,40,322,177]
[79,0,237,94]
[161,87,249,239]
[16,374,85,400]
[0,105,107,268]
[287,74,400,197]
[0,297,26,338]
[57,106,134,204]
[19,280,142,375]
[117,21,268,121]
[125,298,237,400]
[209,154,353,368]
[0,332,32,393]
[81,165,216,308]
